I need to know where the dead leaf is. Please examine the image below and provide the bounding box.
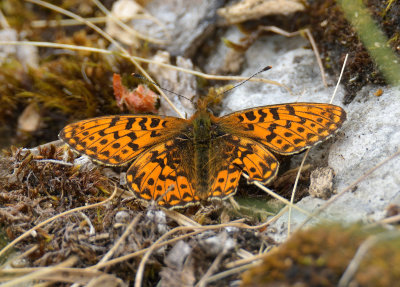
[218,0,305,24]
[18,103,40,132]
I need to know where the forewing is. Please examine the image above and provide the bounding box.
[219,103,346,155]
[126,139,199,208]
[208,135,279,200]
[59,115,187,165]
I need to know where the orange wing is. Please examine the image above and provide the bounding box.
[219,103,346,155]
[125,133,280,207]
[208,135,279,200]
[126,139,199,208]
[59,115,187,166]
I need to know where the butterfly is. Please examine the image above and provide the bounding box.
[59,102,346,209]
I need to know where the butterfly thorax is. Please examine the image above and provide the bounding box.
[191,109,217,200]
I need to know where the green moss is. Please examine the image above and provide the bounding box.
[0,36,131,147]
[241,224,400,287]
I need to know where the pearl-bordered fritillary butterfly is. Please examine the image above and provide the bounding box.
[59,102,346,208]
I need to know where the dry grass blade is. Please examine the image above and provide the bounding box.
[162,208,201,227]
[0,257,77,287]
[201,262,258,285]
[0,266,125,286]
[0,40,287,92]
[225,251,267,269]
[379,214,400,225]
[287,149,309,236]
[331,54,349,104]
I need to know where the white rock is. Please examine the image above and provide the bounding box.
[221,34,345,116]
[0,28,38,68]
[328,86,400,219]
[213,30,399,243]
[131,0,223,57]
[268,86,400,242]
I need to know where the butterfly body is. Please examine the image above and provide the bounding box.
[192,110,213,200]
[59,103,346,209]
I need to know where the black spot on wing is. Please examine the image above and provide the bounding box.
[110,116,120,127]
[113,155,121,162]
[293,138,305,145]
[286,104,296,115]
[127,132,137,141]
[266,132,277,142]
[245,124,255,131]
[297,127,305,133]
[88,146,97,153]
[101,150,110,157]
[307,133,315,140]
[112,131,120,140]
[245,111,256,121]
[150,118,160,128]
[126,118,136,130]
[284,132,293,137]
[258,109,267,122]
[128,142,139,150]
[139,118,148,130]
[270,108,279,120]
[150,131,162,137]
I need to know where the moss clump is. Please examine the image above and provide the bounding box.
[241,224,400,287]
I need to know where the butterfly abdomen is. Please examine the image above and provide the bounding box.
[192,111,214,200]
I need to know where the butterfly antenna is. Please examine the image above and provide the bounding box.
[219,65,272,96]
[132,73,191,102]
